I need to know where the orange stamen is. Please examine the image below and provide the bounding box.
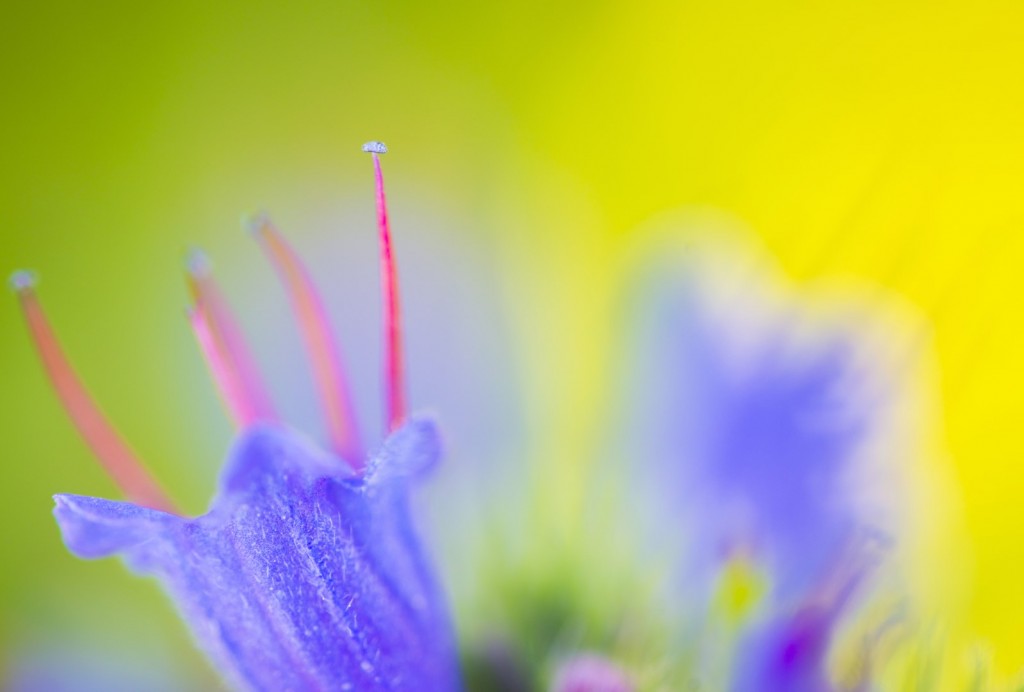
[186,251,274,426]
[250,215,364,467]
[188,304,250,428]
[11,272,177,513]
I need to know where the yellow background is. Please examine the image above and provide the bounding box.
[1,0,1022,684]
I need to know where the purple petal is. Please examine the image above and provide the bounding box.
[53,415,460,692]
[363,415,442,484]
[53,494,179,560]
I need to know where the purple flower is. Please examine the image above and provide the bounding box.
[634,269,888,597]
[13,144,461,691]
[626,243,903,688]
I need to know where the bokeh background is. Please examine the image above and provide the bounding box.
[2,0,1023,688]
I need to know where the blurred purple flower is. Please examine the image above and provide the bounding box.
[634,272,887,598]
[626,241,901,688]
[681,325,869,596]
[734,603,836,692]
[731,543,878,692]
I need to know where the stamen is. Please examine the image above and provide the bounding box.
[188,305,250,428]
[364,141,407,432]
[361,141,388,154]
[249,214,364,468]
[186,250,275,426]
[11,272,177,513]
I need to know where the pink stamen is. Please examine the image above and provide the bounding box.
[11,272,177,513]
[250,215,364,468]
[188,304,250,428]
[186,251,275,426]
[364,141,407,432]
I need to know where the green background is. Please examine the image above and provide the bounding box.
[3,0,1024,687]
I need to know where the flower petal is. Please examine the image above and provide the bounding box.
[53,494,178,560]
[363,415,442,485]
[54,417,460,691]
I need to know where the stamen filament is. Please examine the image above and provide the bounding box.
[11,272,177,513]
[250,215,364,468]
[186,251,274,426]
[188,305,250,428]
[364,141,407,432]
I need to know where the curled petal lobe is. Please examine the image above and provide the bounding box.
[53,494,179,560]
[363,415,442,485]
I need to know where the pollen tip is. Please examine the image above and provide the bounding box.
[243,211,273,236]
[185,248,212,277]
[362,141,388,155]
[9,269,37,292]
